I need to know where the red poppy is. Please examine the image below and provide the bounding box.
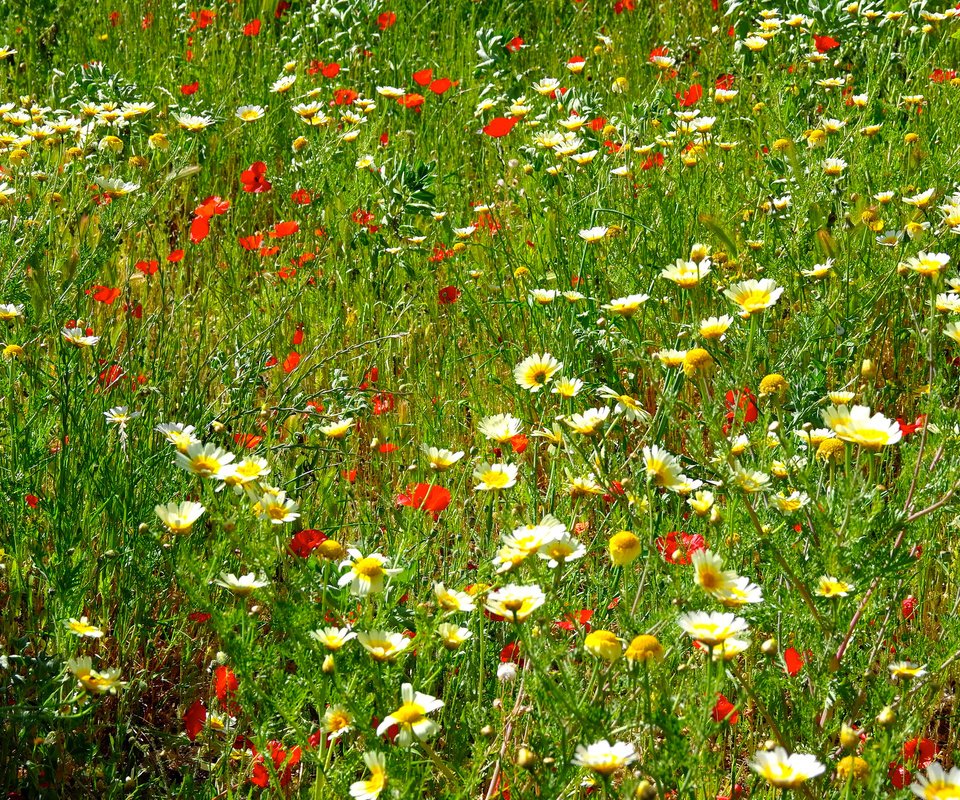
[676,83,703,107]
[188,611,211,623]
[251,741,301,788]
[904,737,939,768]
[239,233,264,251]
[290,188,312,205]
[510,434,528,454]
[641,152,665,170]
[649,46,669,61]
[813,34,840,53]
[87,285,121,304]
[342,469,357,483]
[371,392,395,415]
[275,0,290,18]
[184,699,206,741]
[378,443,398,454]
[783,647,804,676]
[98,364,125,390]
[429,77,454,94]
[711,693,739,725]
[333,88,358,105]
[233,433,263,449]
[168,249,185,263]
[724,387,758,424]
[289,528,327,558]
[505,36,524,52]
[242,18,261,35]
[555,608,594,633]
[396,483,451,518]
[189,9,215,30]
[180,80,199,95]
[888,762,912,790]
[282,351,300,373]
[500,641,525,666]
[195,195,230,218]
[321,62,340,78]
[135,259,159,275]
[931,68,957,83]
[189,215,210,244]
[413,68,433,86]
[897,415,926,437]
[214,665,240,713]
[240,161,272,194]
[397,93,425,110]
[377,10,396,29]
[902,595,918,620]
[25,494,39,508]
[715,73,735,90]
[655,531,706,565]
[438,285,461,304]
[483,116,519,137]
[269,220,299,238]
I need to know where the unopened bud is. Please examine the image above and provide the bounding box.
[322,654,335,674]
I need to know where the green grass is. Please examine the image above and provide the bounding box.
[3,0,960,797]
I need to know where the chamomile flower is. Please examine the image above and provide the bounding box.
[155,501,205,534]
[514,353,562,392]
[423,446,465,470]
[473,462,518,491]
[338,549,401,596]
[572,740,637,776]
[484,584,546,621]
[376,683,443,746]
[358,630,410,662]
[750,748,825,788]
[65,617,104,638]
[214,572,268,596]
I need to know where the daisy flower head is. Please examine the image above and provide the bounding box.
[564,406,610,435]
[677,610,750,646]
[889,660,927,681]
[750,747,825,788]
[723,278,784,317]
[214,571,268,596]
[156,422,200,453]
[376,683,443,747]
[64,616,104,638]
[350,752,387,800]
[155,500,205,534]
[514,353,562,392]
[572,739,637,776]
[484,583,546,621]
[309,626,357,650]
[67,657,126,695]
[602,293,650,317]
[338,549,401,596]
[434,582,476,613]
[175,442,236,479]
[423,445,465,471]
[358,630,411,662]
[61,327,101,347]
[473,462,518,491]
[816,575,854,598]
[477,413,524,442]
[910,763,960,800]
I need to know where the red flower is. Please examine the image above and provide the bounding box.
[188,611,211,623]
[902,595,918,620]
[715,73,735,90]
[239,232,264,251]
[233,433,263,449]
[649,46,669,61]
[500,641,525,666]
[251,741,301,788]
[396,483,451,518]
[275,0,291,18]
[510,434,528,454]
[676,83,703,107]
[189,215,210,244]
[195,195,230,218]
[813,34,840,53]
[377,10,396,29]
[931,68,957,83]
[282,351,300,373]
[898,415,926,437]
[904,737,939,768]
[322,62,341,78]
[270,220,300,238]
[240,161,272,194]
[98,364,125,390]
[334,88,358,105]
[25,494,39,508]
[397,93,425,110]
[724,387,758,424]
[184,699,206,741]
[711,693,739,725]
[168,249,185,263]
[243,18,261,36]
[214,665,240,713]
[505,36,524,52]
[135,259,159,275]
[429,77,454,94]
[290,188,312,205]
[438,285,461,304]
[371,392,395,415]
[783,646,804,676]
[555,608,594,633]
[888,762,912,790]
[655,531,706,565]
[413,68,433,86]
[483,116,519,137]
[641,152,665,170]
[87,285,121,304]
[289,529,327,558]
[180,81,199,95]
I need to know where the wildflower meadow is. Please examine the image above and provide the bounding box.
[4,0,960,797]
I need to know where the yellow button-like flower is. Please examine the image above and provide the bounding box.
[625,634,664,663]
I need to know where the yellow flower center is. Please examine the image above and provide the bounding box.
[353,557,384,578]
[391,702,425,725]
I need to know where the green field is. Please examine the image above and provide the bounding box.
[3,0,960,797]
